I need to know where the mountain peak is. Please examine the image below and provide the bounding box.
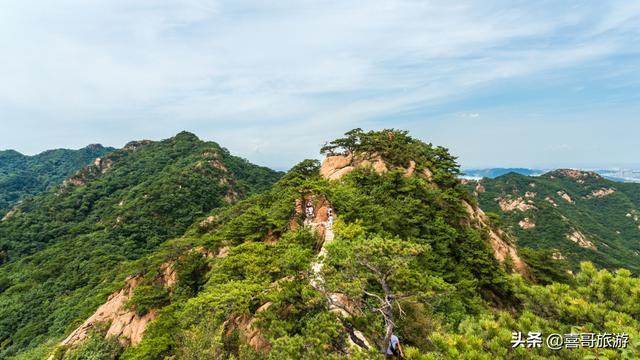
[319,128,458,186]
[172,131,200,142]
[547,168,602,180]
[84,143,106,151]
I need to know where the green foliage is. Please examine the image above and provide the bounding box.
[472,171,640,274]
[62,333,123,360]
[0,132,281,358]
[320,128,460,187]
[126,285,170,316]
[3,129,640,359]
[0,145,114,216]
[519,247,573,285]
[173,251,209,299]
[419,263,640,359]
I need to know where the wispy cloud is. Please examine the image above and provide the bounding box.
[1,1,639,168]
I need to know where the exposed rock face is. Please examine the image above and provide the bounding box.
[225,302,272,354]
[200,215,217,228]
[224,188,240,204]
[558,169,599,179]
[329,293,361,316]
[524,192,536,199]
[56,260,179,356]
[422,167,433,181]
[208,159,228,172]
[557,191,574,203]
[217,246,230,258]
[319,152,388,180]
[93,157,114,174]
[58,275,154,348]
[404,160,416,177]
[124,140,152,152]
[1,208,17,222]
[545,196,558,207]
[462,201,528,276]
[497,197,535,212]
[159,262,177,288]
[590,188,616,198]
[566,230,596,249]
[61,155,117,190]
[319,152,434,183]
[62,177,87,188]
[320,153,356,180]
[518,218,536,229]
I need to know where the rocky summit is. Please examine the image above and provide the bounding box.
[0,130,638,359]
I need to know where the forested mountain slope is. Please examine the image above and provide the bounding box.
[0,145,114,216]
[0,132,282,358]
[470,170,640,274]
[22,129,637,360]
[4,130,640,360]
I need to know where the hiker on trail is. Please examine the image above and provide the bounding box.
[327,208,334,226]
[305,201,314,219]
[386,334,404,359]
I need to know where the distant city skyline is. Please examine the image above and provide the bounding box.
[2,1,639,170]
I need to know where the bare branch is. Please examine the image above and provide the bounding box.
[363,290,384,304]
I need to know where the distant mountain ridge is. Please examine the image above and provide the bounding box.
[0,145,115,216]
[463,167,640,183]
[469,169,640,274]
[462,168,544,179]
[1,130,639,359]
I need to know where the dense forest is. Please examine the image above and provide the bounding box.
[0,145,114,216]
[0,130,638,359]
[470,171,640,274]
[0,132,282,358]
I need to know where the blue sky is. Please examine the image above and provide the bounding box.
[1,1,639,170]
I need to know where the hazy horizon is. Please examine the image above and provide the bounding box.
[3,131,639,172]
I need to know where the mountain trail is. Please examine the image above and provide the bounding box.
[306,211,371,352]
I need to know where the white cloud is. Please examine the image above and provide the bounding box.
[0,1,639,168]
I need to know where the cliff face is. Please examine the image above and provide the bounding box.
[50,259,179,358]
[320,153,388,180]
[462,201,528,276]
[56,275,153,349]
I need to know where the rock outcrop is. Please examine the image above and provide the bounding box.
[320,152,387,180]
[123,140,152,152]
[557,169,599,179]
[56,275,153,350]
[497,197,536,212]
[566,230,596,250]
[557,191,574,203]
[462,201,528,277]
[1,207,17,222]
[319,152,435,184]
[518,218,536,229]
[589,188,616,198]
[61,155,116,190]
[225,303,272,354]
[93,157,114,174]
[52,260,178,358]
